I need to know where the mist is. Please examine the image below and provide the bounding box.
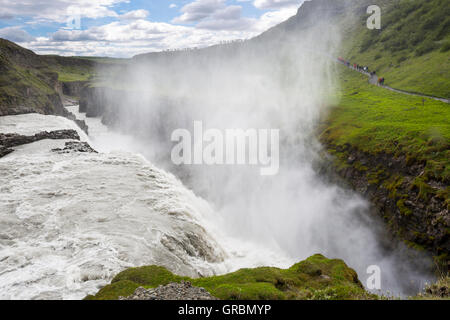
[93,13,434,296]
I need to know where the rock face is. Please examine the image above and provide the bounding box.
[63,111,89,134]
[79,86,124,123]
[62,81,88,98]
[119,281,218,300]
[52,141,97,154]
[321,143,449,264]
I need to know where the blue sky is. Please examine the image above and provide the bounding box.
[0,0,305,57]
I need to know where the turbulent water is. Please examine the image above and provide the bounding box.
[0,112,291,300]
[0,105,434,299]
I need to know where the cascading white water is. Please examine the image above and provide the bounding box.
[0,112,292,300]
[86,21,434,297]
[0,17,434,300]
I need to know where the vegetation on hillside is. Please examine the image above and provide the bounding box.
[412,275,450,299]
[85,254,376,300]
[340,0,450,98]
[0,38,101,114]
[320,64,449,263]
[323,65,449,183]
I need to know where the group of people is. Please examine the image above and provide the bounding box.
[338,57,370,73]
[337,57,386,86]
[353,64,370,73]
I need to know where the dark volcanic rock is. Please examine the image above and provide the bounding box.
[64,111,89,134]
[320,142,449,263]
[119,281,218,300]
[52,141,97,153]
[62,81,88,97]
[0,129,91,158]
[0,130,80,148]
[0,146,13,157]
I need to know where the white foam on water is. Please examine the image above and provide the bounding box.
[0,113,88,141]
[0,111,291,300]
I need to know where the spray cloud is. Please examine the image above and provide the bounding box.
[94,5,433,296]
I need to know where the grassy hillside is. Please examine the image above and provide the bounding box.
[44,57,94,82]
[85,254,375,300]
[340,0,450,98]
[320,64,449,262]
[323,65,449,182]
[0,38,99,115]
[319,0,449,259]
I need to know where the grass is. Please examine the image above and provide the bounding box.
[340,0,450,98]
[85,254,376,300]
[52,68,92,82]
[320,64,449,263]
[321,65,450,183]
[0,38,101,114]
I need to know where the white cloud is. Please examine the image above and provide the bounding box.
[253,0,304,10]
[0,26,35,42]
[212,5,242,20]
[0,0,127,23]
[119,9,149,20]
[172,1,255,31]
[172,0,226,23]
[32,5,296,57]
[1,0,301,57]
[169,4,177,9]
[252,7,298,30]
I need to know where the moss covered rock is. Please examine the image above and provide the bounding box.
[85,254,376,300]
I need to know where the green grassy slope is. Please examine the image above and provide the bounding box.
[0,39,59,114]
[0,38,99,114]
[323,65,449,182]
[85,254,375,300]
[340,0,450,98]
[320,0,449,259]
[320,64,449,261]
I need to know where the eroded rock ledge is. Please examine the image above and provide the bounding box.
[0,129,96,158]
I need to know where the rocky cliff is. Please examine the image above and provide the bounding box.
[0,38,94,116]
[62,81,89,98]
[74,0,449,267]
[320,141,448,267]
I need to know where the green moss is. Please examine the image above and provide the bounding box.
[84,280,140,300]
[436,187,450,211]
[383,175,404,199]
[396,199,412,216]
[411,177,435,201]
[111,265,188,286]
[86,254,376,300]
[354,161,368,172]
[367,168,387,185]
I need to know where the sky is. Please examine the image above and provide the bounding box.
[0,0,306,57]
